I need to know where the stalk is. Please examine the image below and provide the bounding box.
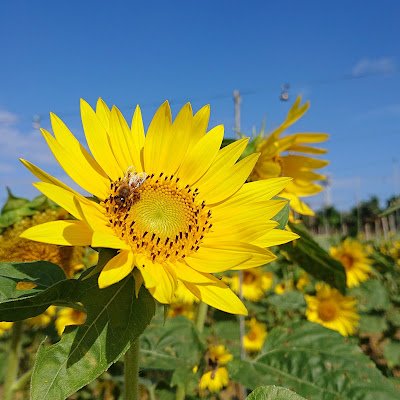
[124,338,140,400]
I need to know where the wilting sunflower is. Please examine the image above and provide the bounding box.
[249,96,329,216]
[199,344,232,393]
[243,318,267,353]
[330,238,372,288]
[224,268,273,302]
[305,283,359,336]
[0,209,84,278]
[20,99,298,314]
[55,307,87,335]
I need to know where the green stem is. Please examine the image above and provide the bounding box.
[124,338,140,400]
[175,384,186,400]
[3,321,23,400]
[195,302,208,333]
[11,368,32,392]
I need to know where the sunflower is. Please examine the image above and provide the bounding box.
[274,279,293,295]
[20,99,298,314]
[224,268,273,302]
[0,321,13,336]
[25,306,57,329]
[249,96,329,216]
[0,209,84,278]
[168,282,198,319]
[199,344,232,393]
[330,238,372,288]
[243,318,267,353]
[55,307,87,335]
[305,283,359,336]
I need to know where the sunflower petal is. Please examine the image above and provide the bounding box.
[183,281,247,315]
[20,220,92,246]
[98,250,134,288]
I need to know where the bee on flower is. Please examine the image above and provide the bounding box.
[199,344,233,394]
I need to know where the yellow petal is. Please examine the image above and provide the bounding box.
[288,145,327,155]
[147,261,177,304]
[40,129,109,199]
[252,229,299,247]
[281,192,315,216]
[98,250,134,288]
[80,98,122,180]
[20,220,92,246]
[130,105,145,172]
[172,261,224,285]
[183,282,248,315]
[20,159,80,196]
[292,132,329,143]
[143,101,172,175]
[91,230,130,250]
[199,153,260,204]
[177,125,224,185]
[95,98,111,130]
[192,104,210,141]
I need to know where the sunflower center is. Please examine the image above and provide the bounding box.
[103,170,212,263]
[243,271,257,284]
[340,254,354,270]
[318,300,338,321]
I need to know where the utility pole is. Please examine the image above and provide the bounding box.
[233,90,241,137]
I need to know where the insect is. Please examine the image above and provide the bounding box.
[114,167,148,208]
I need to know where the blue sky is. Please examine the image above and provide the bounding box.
[0,1,399,210]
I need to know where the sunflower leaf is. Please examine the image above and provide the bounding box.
[0,261,79,321]
[272,196,290,229]
[246,385,307,400]
[283,223,346,293]
[31,274,156,400]
[229,321,400,400]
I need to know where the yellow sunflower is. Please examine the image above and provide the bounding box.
[330,238,372,288]
[249,96,329,216]
[25,305,57,329]
[0,321,13,336]
[225,268,273,302]
[168,282,198,319]
[20,99,298,314]
[243,318,267,353]
[199,344,232,393]
[274,279,293,295]
[305,283,359,336]
[55,307,87,335]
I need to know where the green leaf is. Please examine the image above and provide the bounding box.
[0,261,79,321]
[350,280,390,312]
[267,291,306,312]
[141,315,204,391]
[247,385,307,400]
[229,321,400,400]
[0,207,38,230]
[1,188,30,213]
[272,197,290,229]
[359,314,388,334]
[283,223,346,293]
[31,274,155,400]
[383,340,400,368]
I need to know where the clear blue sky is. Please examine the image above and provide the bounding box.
[0,1,399,210]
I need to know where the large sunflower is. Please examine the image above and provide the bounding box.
[20,99,298,315]
[250,96,329,216]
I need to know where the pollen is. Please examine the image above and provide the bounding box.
[103,170,212,263]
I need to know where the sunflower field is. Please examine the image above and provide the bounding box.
[0,97,399,400]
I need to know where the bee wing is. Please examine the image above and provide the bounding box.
[129,172,148,188]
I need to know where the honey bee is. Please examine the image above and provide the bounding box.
[114,167,148,208]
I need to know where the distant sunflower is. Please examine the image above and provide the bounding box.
[249,96,329,216]
[330,238,372,288]
[274,279,293,295]
[305,283,359,336]
[168,282,198,319]
[225,268,273,302]
[243,318,267,353]
[55,307,87,335]
[0,321,13,336]
[25,306,57,329]
[199,345,232,393]
[0,209,84,278]
[20,99,298,315]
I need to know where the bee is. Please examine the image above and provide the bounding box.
[114,167,148,208]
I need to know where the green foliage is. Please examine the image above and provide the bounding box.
[350,279,390,312]
[383,341,400,368]
[283,223,346,293]
[0,189,55,232]
[247,385,307,400]
[30,273,155,400]
[229,321,400,400]
[141,314,204,393]
[272,197,290,229]
[0,261,78,320]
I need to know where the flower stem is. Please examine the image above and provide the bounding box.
[3,321,23,400]
[195,302,208,333]
[124,338,140,400]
